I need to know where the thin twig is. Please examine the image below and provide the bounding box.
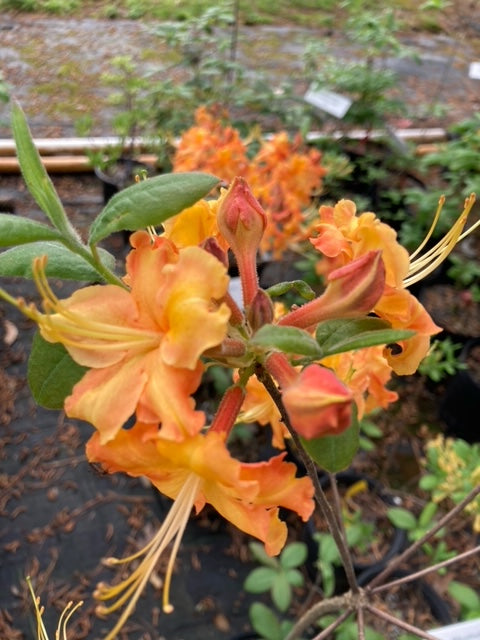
[365,483,480,590]
[255,365,359,594]
[310,608,353,640]
[284,594,351,640]
[371,544,480,594]
[357,605,366,640]
[366,604,443,640]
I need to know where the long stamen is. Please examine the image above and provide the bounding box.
[28,257,161,350]
[404,194,477,287]
[56,600,83,640]
[95,474,200,640]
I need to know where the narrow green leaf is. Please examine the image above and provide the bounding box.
[243,567,276,594]
[0,214,62,246]
[301,415,360,473]
[266,279,316,301]
[250,324,323,357]
[11,103,76,237]
[316,317,414,357]
[0,242,115,281]
[280,542,307,569]
[387,507,417,530]
[88,172,220,244]
[250,603,282,640]
[418,501,438,528]
[27,332,87,409]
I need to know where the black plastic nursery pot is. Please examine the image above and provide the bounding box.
[439,338,480,443]
[304,471,407,586]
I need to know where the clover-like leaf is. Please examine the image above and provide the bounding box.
[28,332,87,409]
[88,172,220,244]
[244,567,277,594]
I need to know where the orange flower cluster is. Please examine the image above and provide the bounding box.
[6,174,475,640]
[310,199,442,374]
[172,106,326,256]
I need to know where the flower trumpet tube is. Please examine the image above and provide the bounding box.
[86,421,314,639]
[217,176,267,307]
[278,250,385,330]
[265,353,353,439]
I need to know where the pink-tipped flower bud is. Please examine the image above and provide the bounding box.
[282,364,353,439]
[217,177,267,307]
[217,177,267,255]
[279,250,385,330]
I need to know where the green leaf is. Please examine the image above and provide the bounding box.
[418,501,438,528]
[387,507,417,530]
[249,603,282,640]
[448,581,480,611]
[419,474,439,491]
[266,279,316,301]
[88,172,220,244]
[271,573,291,613]
[285,568,304,588]
[11,103,76,237]
[249,542,279,569]
[0,214,62,246]
[0,242,116,281]
[301,414,360,473]
[243,567,276,594]
[280,542,307,570]
[27,332,87,409]
[315,317,414,358]
[250,324,323,357]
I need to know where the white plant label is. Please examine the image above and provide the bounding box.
[468,62,480,79]
[304,87,353,119]
[430,618,480,640]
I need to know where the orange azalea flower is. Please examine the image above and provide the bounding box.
[309,199,443,374]
[161,197,229,252]
[236,372,289,449]
[86,421,314,640]
[23,230,231,443]
[172,111,326,257]
[246,132,326,256]
[321,346,398,419]
[172,106,249,181]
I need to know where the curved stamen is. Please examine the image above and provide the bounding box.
[95,474,200,640]
[404,194,477,287]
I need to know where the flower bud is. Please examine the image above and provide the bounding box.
[279,251,385,330]
[217,177,267,306]
[248,289,274,332]
[282,364,353,439]
[217,177,267,255]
